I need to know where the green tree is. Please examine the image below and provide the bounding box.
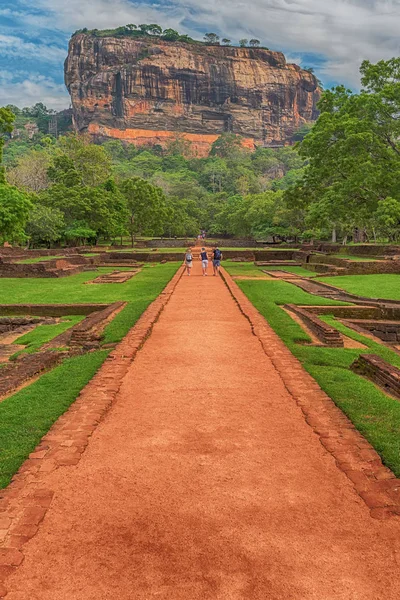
[222,38,231,46]
[376,197,400,241]
[204,33,220,45]
[0,107,15,183]
[0,184,32,243]
[147,24,163,35]
[26,204,65,247]
[56,134,112,186]
[210,133,245,159]
[120,177,167,245]
[249,39,260,47]
[7,149,51,192]
[284,58,400,242]
[162,29,180,41]
[239,39,248,47]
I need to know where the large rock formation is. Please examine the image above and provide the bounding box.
[65,34,320,155]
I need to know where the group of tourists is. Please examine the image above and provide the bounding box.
[184,247,222,276]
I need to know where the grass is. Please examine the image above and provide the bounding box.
[236,277,400,476]
[11,316,84,356]
[16,256,64,264]
[0,262,181,487]
[223,262,270,278]
[0,351,108,488]
[318,274,400,301]
[224,262,317,279]
[266,266,317,277]
[0,263,180,306]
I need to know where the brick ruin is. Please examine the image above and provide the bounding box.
[0,302,126,400]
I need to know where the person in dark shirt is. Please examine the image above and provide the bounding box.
[212,247,222,276]
[200,247,208,276]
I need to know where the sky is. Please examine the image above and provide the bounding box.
[1,0,400,110]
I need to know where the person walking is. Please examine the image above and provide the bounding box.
[184,248,193,276]
[212,247,223,276]
[200,247,209,276]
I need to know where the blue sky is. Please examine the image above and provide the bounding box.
[1,0,400,110]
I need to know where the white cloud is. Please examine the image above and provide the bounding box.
[0,72,69,110]
[24,0,400,87]
[0,34,66,62]
[2,0,400,104]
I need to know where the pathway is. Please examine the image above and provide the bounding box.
[4,259,400,599]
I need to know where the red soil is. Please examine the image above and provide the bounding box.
[4,260,400,599]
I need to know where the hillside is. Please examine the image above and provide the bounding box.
[65,33,320,156]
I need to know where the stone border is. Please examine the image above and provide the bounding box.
[285,304,344,347]
[220,267,400,521]
[351,354,400,399]
[0,265,184,597]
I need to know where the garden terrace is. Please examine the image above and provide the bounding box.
[285,304,344,347]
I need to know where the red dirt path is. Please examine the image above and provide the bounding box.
[5,260,400,599]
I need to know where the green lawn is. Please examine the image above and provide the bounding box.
[236,278,400,476]
[0,262,181,488]
[17,255,64,264]
[224,262,317,279]
[224,262,270,278]
[11,315,84,356]
[0,351,108,488]
[266,266,317,277]
[318,274,400,301]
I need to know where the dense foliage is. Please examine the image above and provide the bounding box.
[1,125,306,245]
[285,58,400,242]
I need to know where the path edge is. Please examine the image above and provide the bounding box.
[220,267,400,521]
[0,265,184,597]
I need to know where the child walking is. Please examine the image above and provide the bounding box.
[200,247,208,276]
[185,248,193,275]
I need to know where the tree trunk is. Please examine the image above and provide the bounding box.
[332,227,337,243]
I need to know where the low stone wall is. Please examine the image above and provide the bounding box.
[302,263,344,274]
[0,351,66,398]
[347,320,400,343]
[309,254,349,267]
[70,302,125,346]
[220,250,255,260]
[0,316,54,334]
[301,305,382,320]
[345,261,400,275]
[254,250,296,261]
[351,354,400,399]
[0,260,84,278]
[104,251,182,263]
[285,304,344,347]
[0,304,111,317]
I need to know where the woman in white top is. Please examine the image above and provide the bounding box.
[185,248,193,275]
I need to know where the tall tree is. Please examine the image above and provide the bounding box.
[0,184,32,243]
[204,33,220,45]
[120,177,167,245]
[0,107,15,184]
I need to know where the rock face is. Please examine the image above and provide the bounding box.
[65,34,320,155]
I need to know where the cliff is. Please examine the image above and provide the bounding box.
[65,34,320,155]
